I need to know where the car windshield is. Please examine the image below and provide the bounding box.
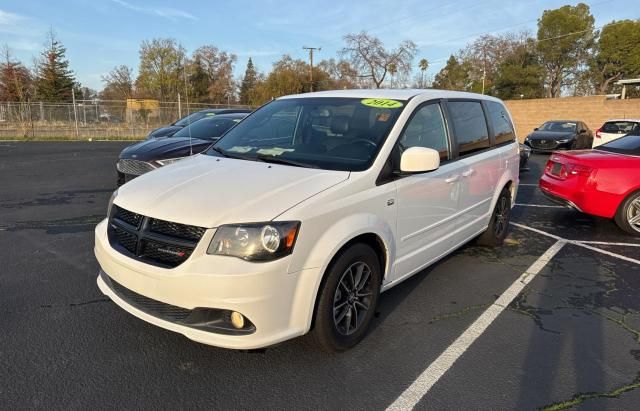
[209,97,405,171]
[602,121,640,135]
[174,111,215,127]
[539,121,576,132]
[597,134,640,156]
[172,117,240,140]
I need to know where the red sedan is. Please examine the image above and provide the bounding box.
[539,133,640,236]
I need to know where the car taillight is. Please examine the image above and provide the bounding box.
[595,128,602,139]
[566,163,593,176]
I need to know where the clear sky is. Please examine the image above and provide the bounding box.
[0,0,636,90]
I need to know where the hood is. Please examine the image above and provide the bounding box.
[120,137,213,162]
[527,131,575,141]
[115,154,350,227]
[148,125,183,138]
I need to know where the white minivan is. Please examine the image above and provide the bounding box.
[95,89,520,351]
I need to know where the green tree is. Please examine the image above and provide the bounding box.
[493,43,545,99]
[34,30,76,101]
[432,55,472,91]
[136,38,186,101]
[417,58,429,88]
[592,19,640,94]
[239,58,258,105]
[536,3,595,97]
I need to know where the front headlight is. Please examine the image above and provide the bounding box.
[557,138,572,143]
[155,157,186,166]
[107,189,118,216]
[208,221,300,261]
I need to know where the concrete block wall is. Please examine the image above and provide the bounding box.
[504,96,640,142]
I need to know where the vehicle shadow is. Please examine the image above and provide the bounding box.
[511,244,637,409]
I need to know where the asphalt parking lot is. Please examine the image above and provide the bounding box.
[1,142,639,410]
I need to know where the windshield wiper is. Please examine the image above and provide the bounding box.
[255,154,318,169]
[208,146,228,157]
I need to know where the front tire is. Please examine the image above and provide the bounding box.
[311,243,382,352]
[476,188,512,246]
[615,191,640,236]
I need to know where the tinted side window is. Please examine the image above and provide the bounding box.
[448,101,490,156]
[486,101,515,145]
[399,103,450,160]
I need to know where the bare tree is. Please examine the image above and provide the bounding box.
[101,65,134,100]
[1,45,33,136]
[192,46,237,103]
[340,32,417,88]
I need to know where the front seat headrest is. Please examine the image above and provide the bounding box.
[330,116,350,135]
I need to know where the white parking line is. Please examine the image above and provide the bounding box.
[386,240,566,411]
[515,203,564,208]
[579,240,640,247]
[511,222,640,265]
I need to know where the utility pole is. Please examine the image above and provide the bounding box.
[481,46,487,95]
[303,46,321,92]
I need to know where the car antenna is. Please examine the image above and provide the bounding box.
[182,64,193,156]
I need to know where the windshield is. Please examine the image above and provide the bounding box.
[172,117,240,140]
[210,97,405,171]
[174,111,215,127]
[539,121,576,132]
[598,134,640,156]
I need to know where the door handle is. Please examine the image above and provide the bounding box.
[445,175,460,184]
[462,169,474,177]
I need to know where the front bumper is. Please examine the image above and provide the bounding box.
[95,219,319,349]
[525,140,573,152]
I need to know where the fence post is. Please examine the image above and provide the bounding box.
[72,89,79,138]
[178,93,182,118]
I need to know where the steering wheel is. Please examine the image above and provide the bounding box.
[349,138,377,149]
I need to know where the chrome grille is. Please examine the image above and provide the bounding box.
[116,159,156,176]
[107,206,206,268]
[530,139,558,150]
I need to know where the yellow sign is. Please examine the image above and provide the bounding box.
[126,99,160,110]
[361,98,403,109]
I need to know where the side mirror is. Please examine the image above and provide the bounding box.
[533,127,539,131]
[579,129,587,134]
[400,147,440,173]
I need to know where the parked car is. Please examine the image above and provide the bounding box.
[96,89,520,351]
[117,113,248,186]
[524,120,593,152]
[519,143,531,170]
[147,108,253,139]
[593,119,640,147]
[539,133,640,236]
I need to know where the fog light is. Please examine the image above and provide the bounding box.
[230,311,245,329]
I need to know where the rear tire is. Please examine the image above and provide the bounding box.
[614,191,640,236]
[310,243,381,352]
[476,188,512,247]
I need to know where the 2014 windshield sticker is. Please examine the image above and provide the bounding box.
[361,98,403,108]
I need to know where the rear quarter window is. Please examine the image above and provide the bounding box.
[447,101,490,156]
[486,101,516,145]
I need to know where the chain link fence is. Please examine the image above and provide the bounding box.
[0,100,251,140]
